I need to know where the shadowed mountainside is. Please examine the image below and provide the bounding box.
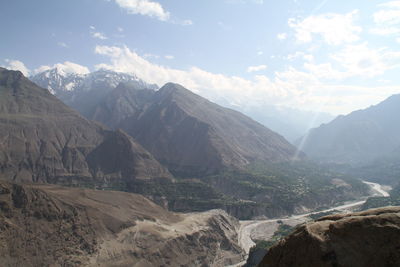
[298,94,400,165]
[95,82,304,177]
[0,67,171,186]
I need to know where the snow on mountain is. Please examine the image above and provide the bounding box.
[30,68,157,96]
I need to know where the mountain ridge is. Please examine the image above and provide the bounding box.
[120,82,303,177]
[298,94,400,164]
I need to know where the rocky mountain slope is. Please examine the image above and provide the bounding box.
[31,68,334,144]
[30,68,157,119]
[0,180,244,266]
[1,68,369,220]
[108,83,303,177]
[259,207,400,267]
[32,68,303,176]
[298,94,400,164]
[0,67,170,186]
[84,82,370,218]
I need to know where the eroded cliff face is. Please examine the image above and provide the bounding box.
[259,207,400,267]
[0,181,245,266]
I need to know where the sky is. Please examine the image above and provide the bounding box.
[1,0,400,115]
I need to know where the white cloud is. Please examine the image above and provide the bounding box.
[34,61,90,76]
[2,59,30,76]
[165,55,174,60]
[371,1,400,37]
[117,27,124,32]
[94,45,286,108]
[91,32,108,40]
[379,1,400,8]
[33,65,51,74]
[303,62,345,80]
[143,53,160,59]
[113,0,170,21]
[277,33,287,40]
[247,65,267,73]
[90,25,96,30]
[301,43,400,80]
[93,45,400,115]
[370,27,400,36]
[289,10,362,45]
[58,42,68,48]
[374,9,400,25]
[330,43,400,78]
[287,51,314,62]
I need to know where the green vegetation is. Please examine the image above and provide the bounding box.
[347,158,400,186]
[202,161,368,216]
[255,224,294,250]
[245,224,295,267]
[49,160,369,220]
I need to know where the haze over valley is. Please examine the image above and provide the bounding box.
[1,0,400,266]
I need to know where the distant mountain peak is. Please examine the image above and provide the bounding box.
[30,68,158,95]
[299,93,400,164]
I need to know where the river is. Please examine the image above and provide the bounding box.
[231,180,390,266]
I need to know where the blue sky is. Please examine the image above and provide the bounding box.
[1,0,400,114]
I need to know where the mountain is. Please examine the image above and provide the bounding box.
[30,68,157,119]
[225,103,334,143]
[0,180,244,266]
[87,82,370,218]
[26,69,370,219]
[298,94,400,164]
[91,81,155,129]
[0,67,170,186]
[259,206,400,267]
[115,83,303,177]
[31,67,333,146]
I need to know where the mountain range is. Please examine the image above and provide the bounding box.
[31,67,158,120]
[0,66,389,266]
[299,94,400,165]
[31,68,332,143]
[32,67,303,177]
[20,67,368,218]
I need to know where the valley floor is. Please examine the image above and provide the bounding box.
[235,181,391,265]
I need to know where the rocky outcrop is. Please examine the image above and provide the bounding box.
[259,207,400,267]
[0,181,245,266]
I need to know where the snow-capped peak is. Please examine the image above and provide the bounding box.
[30,67,157,96]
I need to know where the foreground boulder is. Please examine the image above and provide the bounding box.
[259,207,400,267]
[0,181,244,266]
